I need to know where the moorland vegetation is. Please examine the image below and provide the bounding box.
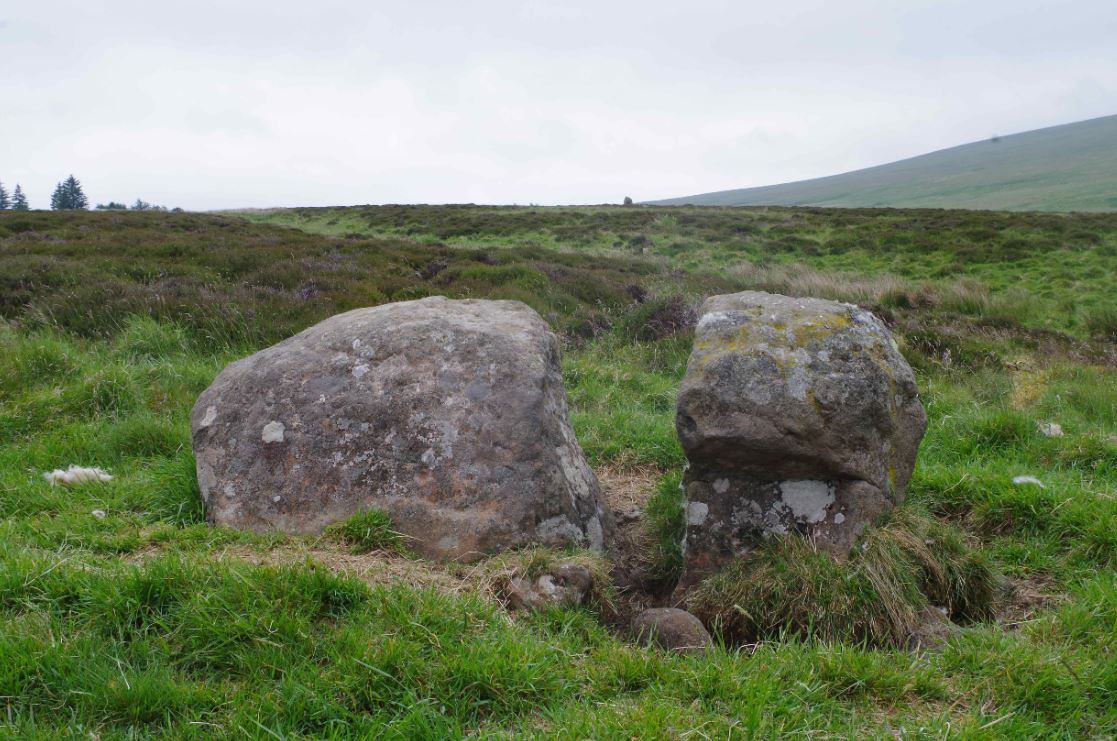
[1,205,1115,737]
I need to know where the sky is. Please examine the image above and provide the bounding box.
[1,0,1115,210]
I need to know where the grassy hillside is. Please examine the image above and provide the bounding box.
[650,114,1117,212]
[2,206,1117,737]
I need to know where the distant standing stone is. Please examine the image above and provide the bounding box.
[674,291,927,593]
[191,297,612,561]
[633,608,713,653]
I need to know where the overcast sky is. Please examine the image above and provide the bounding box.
[2,1,1114,210]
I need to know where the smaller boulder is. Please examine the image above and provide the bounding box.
[503,563,595,611]
[632,608,713,654]
[673,290,928,593]
[906,607,962,650]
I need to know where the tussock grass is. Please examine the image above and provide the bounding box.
[329,509,406,554]
[730,261,920,307]
[687,507,999,647]
[728,261,1057,330]
[1085,303,1117,340]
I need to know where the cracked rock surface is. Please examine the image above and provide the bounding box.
[674,291,927,593]
[191,297,611,561]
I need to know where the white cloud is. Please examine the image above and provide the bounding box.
[0,0,1114,209]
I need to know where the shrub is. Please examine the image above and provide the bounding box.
[621,296,697,341]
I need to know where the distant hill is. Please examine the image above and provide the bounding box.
[650,114,1117,211]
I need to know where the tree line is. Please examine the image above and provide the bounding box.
[0,175,176,211]
[0,180,30,210]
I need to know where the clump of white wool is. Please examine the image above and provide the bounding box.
[43,465,113,487]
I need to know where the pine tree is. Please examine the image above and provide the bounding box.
[11,184,29,210]
[0,181,9,209]
[50,175,89,210]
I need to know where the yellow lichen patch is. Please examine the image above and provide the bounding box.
[790,310,853,347]
[805,386,820,414]
[693,309,862,379]
[1009,356,1048,410]
[692,322,767,367]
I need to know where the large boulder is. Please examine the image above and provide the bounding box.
[191,297,612,561]
[674,291,927,591]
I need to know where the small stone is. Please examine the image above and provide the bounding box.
[616,508,642,524]
[503,563,595,611]
[504,577,547,611]
[633,608,713,654]
[551,563,594,595]
[91,509,107,519]
[906,606,962,650]
[1036,421,1064,438]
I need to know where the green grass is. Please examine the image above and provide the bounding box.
[643,471,686,589]
[687,507,999,647]
[1,206,1116,737]
[1086,304,1117,340]
[330,509,406,555]
[244,203,1117,337]
[651,114,1117,212]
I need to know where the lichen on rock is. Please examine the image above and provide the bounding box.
[191,296,612,561]
[674,291,927,594]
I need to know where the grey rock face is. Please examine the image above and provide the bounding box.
[675,291,927,591]
[191,297,612,561]
[632,608,713,653]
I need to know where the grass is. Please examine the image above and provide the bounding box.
[330,509,406,555]
[686,507,999,647]
[1,206,1116,737]
[1086,304,1117,340]
[643,471,686,589]
[650,114,1117,212]
[244,203,1117,338]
